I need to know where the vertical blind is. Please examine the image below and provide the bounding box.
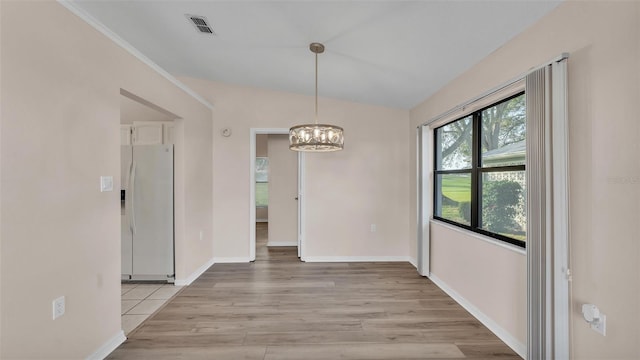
[525,66,549,360]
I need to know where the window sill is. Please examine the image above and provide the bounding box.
[430,218,526,256]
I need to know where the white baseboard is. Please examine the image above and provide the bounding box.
[303,256,412,263]
[267,241,297,247]
[212,257,251,263]
[86,330,126,360]
[428,274,526,358]
[409,257,418,269]
[174,257,214,286]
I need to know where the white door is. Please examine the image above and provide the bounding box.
[132,123,163,145]
[266,135,298,248]
[297,152,303,258]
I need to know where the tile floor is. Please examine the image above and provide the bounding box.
[121,283,182,335]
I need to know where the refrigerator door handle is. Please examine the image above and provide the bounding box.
[125,160,132,233]
[129,160,137,235]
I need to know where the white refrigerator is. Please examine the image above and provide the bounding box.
[121,145,174,282]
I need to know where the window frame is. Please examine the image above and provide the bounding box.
[433,92,526,248]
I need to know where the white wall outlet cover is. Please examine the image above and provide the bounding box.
[53,296,65,320]
[591,314,606,336]
[100,176,114,192]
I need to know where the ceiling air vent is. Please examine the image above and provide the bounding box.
[186,14,215,35]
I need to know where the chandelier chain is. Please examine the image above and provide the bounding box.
[315,51,318,123]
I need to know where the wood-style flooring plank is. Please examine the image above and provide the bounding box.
[263,343,465,360]
[213,280,336,288]
[457,343,521,358]
[193,319,364,334]
[108,223,521,359]
[243,330,428,345]
[108,346,267,360]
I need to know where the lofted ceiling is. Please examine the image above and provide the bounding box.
[71,1,561,109]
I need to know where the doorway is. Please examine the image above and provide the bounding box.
[119,91,182,334]
[250,129,305,262]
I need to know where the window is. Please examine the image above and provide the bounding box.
[434,93,526,247]
[255,157,269,207]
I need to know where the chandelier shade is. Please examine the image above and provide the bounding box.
[289,42,344,152]
[289,123,344,152]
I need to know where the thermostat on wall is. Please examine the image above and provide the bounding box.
[221,128,232,137]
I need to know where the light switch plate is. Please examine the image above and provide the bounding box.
[100,176,113,192]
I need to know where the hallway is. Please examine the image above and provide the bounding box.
[108,224,519,359]
[254,222,298,263]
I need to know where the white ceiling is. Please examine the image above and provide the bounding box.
[72,1,561,109]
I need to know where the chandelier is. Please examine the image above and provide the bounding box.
[289,43,344,152]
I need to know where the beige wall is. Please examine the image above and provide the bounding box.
[180,77,410,261]
[267,135,298,246]
[0,2,213,358]
[430,222,526,346]
[410,1,640,358]
[256,134,268,157]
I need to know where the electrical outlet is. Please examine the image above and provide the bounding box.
[591,314,606,336]
[199,230,203,241]
[53,296,65,320]
[370,224,377,233]
[582,303,606,336]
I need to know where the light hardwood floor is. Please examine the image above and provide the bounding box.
[108,223,520,359]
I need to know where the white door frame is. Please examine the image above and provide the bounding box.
[249,128,305,261]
